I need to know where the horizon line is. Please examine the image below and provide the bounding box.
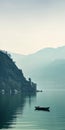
[0,45,65,56]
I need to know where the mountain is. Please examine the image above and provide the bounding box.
[11,46,65,89]
[41,59,65,79]
[11,46,65,74]
[0,51,36,94]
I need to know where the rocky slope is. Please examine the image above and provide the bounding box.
[0,51,36,94]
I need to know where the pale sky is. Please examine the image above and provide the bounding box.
[0,0,65,54]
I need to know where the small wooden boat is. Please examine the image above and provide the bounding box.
[35,106,50,111]
[36,90,43,92]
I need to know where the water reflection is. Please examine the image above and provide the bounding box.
[0,93,36,129]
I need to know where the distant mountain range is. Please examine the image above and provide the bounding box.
[11,46,65,88]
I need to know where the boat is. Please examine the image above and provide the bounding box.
[36,90,43,92]
[35,106,50,111]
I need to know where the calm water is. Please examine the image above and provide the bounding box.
[0,89,65,130]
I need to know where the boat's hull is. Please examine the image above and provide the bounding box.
[35,106,50,111]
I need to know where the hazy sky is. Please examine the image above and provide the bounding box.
[0,0,65,54]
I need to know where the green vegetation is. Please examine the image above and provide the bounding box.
[0,51,36,94]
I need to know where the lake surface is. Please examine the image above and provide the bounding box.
[0,89,65,130]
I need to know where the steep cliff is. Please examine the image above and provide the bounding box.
[0,51,36,94]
